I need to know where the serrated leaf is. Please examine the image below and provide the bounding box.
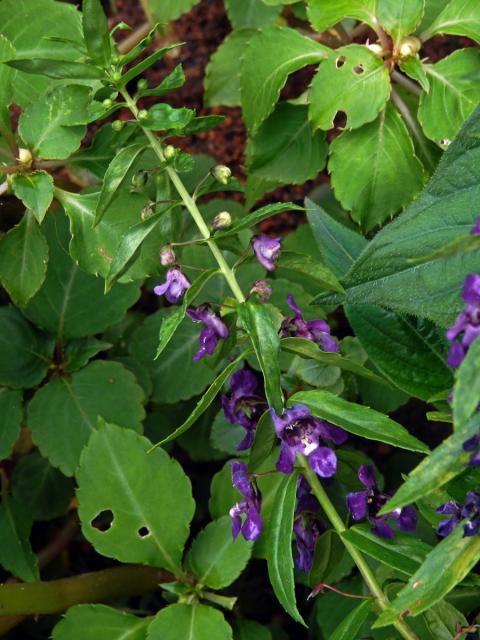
[12,171,54,223]
[453,336,480,428]
[307,0,377,32]
[147,603,232,640]
[419,49,480,144]
[0,212,48,306]
[0,497,38,582]
[399,56,430,93]
[289,389,429,452]
[309,44,391,131]
[0,388,22,460]
[28,361,145,476]
[225,0,281,27]
[277,251,344,293]
[330,599,374,640]
[186,516,252,589]
[420,0,480,43]
[214,202,303,240]
[82,0,111,67]
[377,0,424,44]
[241,26,327,134]
[52,604,150,640]
[329,103,426,231]
[77,424,194,573]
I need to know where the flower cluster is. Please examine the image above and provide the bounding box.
[281,295,339,353]
[436,491,480,538]
[294,475,323,572]
[229,461,263,541]
[186,305,229,361]
[221,368,267,450]
[347,465,417,539]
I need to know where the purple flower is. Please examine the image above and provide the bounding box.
[470,216,480,234]
[463,431,480,466]
[221,369,267,450]
[187,305,229,361]
[250,279,272,302]
[346,465,417,539]
[281,295,339,353]
[229,461,263,541]
[293,475,323,572]
[154,268,190,304]
[271,404,347,477]
[437,492,480,538]
[436,500,463,537]
[446,274,480,368]
[252,235,282,272]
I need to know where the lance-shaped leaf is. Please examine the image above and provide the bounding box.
[137,65,186,98]
[377,0,424,44]
[12,171,54,223]
[0,389,22,461]
[0,497,38,582]
[420,0,480,43]
[307,0,377,32]
[213,202,303,240]
[7,59,104,79]
[330,599,374,640]
[289,390,429,452]
[147,603,232,640]
[52,604,150,640]
[120,44,180,86]
[453,336,480,428]
[82,0,111,66]
[241,26,328,134]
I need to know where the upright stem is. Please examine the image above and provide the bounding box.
[297,456,418,640]
[391,70,421,97]
[391,88,435,173]
[120,89,246,303]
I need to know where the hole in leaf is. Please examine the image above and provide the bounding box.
[353,64,364,74]
[91,510,114,532]
[336,56,346,68]
[138,526,150,538]
[333,110,347,129]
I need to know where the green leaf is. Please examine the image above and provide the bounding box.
[329,104,426,231]
[82,0,111,67]
[11,452,72,521]
[307,0,377,32]
[52,604,150,640]
[12,171,54,223]
[277,251,344,293]
[142,103,195,131]
[210,410,246,455]
[120,44,180,86]
[28,361,145,476]
[420,0,480,42]
[186,516,252,589]
[7,58,103,79]
[330,599,374,640]
[204,30,256,107]
[246,102,327,205]
[424,602,469,640]
[379,414,480,513]
[148,0,201,23]
[23,214,140,340]
[453,336,480,427]
[137,65,186,98]
[377,0,425,44]
[289,389,429,452]
[374,526,480,627]
[0,497,38,582]
[241,26,328,134]
[238,302,283,414]
[94,143,147,226]
[315,105,480,325]
[147,603,232,640]
[0,212,48,306]
[309,44,391,131]
[345,305,452,401]
[399,56,430,93]
[213,202,303,240]
[233,620,272,640]
[267,472,305,625]
[249,411,276,473]
[0,34,15,63]
[225,0,281,27]
[77,424,194,573]
[0,388,22,460]
[0,306,52,388]
[419,49,480,144]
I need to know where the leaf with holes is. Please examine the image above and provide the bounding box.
[12,171,54,223]
[420,0,480,43]
[0,497,38,582]
[307,0,377,32]
[77,424,194,573]
[28,361,145,476]
[52,604,150,640]
[0,388,22,461]
[147,603,232,640]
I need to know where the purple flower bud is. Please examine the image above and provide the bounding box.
[250,279,272,302]
[463,431,480,467]
[160,245,176,267]
[252,235,282,272]
[154,268,190,304]
[229,461,263,541]
[470,216,480,235]
[187,304,229,361]
[293,475,323,572]
[446,274,480,368]
[281,295,339,352]
[221,368,267,450]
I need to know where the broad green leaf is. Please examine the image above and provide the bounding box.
[12,452,72,521]
[309,44,391,131]
[420,0,480,43]
[306,199,367,277]
[0,306,52,388]
[315,106,480,326]
[12,171,54,223]
[142,104,195,131]
[77,424,194,573]
[52,604,150,640]
[377,0,425,43]
[374,526,480,626]
[94,143,147,226]
[241,26,327,134]
[307,0,377,32]
[204,30,256,107]
[277,251,344,293]
[129,309,217,404]
[23,214,140,340]
[453,336,480,427]
[147,0,201,23]
[0,388,22,460]
[0,34,15,63]
[0,212,48,306]
[28,361,145,476]
[82,0,111,67]
[225,0,281,27]
[379,414,480,513]
[210,410,246,455]
[213,202,303,240]
[238,302,283,414]
[346,305,452,401]
[330,599,374,640]
[329,104,426,231]
[419,49,480,144]
[233,620,272,640]
[267,472,305,625]
[7,59,103,80]
[147,603,232,640]
[0,497,38,582]
[399,56,430,93]
[246,103,327,205]
[186,516,252,589]
[289,389,429,452]
[18,85,91,159]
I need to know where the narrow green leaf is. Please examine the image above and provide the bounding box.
[277,251,344,293]
[12,171,54,223]
[453,337,480,428]
[0,497,38,582]
[52,604,150,640]
[307,0,377,32]
[213,202,303,240]
[137,65,186,98]
[0,388,22,460]
[7,58,103,79]
[248,411,276,473]
[330,599,374,640]
[120,45,180,86]
[147,603,232,640]
[82,0,111,66]
[289,389,429,452]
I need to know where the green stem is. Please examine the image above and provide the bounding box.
[121,89,246,303]
[297,456,418,640]
[391,88,435,173]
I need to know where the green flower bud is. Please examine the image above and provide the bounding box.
[211,165,231,185]
[212,211,232,230]
[112,120,124,132]
[398,36,421,59]
[131,170,148,189]
[138,109,149,120]
[112,70,122,82]
[137,79,148,91]
[163,145,177,160]
[102,98,113,109]
[17,148,33,166]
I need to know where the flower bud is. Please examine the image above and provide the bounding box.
[212,210,232,230]
[211,164,231,185]
[163,145,177,160]
[398,36,421,59]
[138,109,149,120]
[17,148,32,167]
[141,203,154,219]
[131,170,148,189]
[160,245,176,266]
[102,98,113,109]
[366,42,384,56]
[250,279,272,302]
[112,70,122,82]
[137,79,148,91]
[112,119,124,132]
